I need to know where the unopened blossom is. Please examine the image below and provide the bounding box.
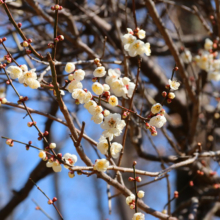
[91,113,104,124]
[126,194,135,205]
[101,113,126,137]
[65,62,75,73]
[92,82,104,95]
[108,95,118,107]
[149,114,167,128]
[49,143,56,149]
[132,212,145,220]
[93,66,106,78]
[105,69,121,86]
[0,87,6,98]
[103,109,110,117]
[204,38,213,50]
[1,98,7,104]
[168,79,180,90]
[67,80,83,93]
[68,172,75,178]
[63,153,77,168]
[137,190,145,198]
[151,103,162,114]
[93,159,109,172]
[208,71,220,81]
[168,92,175,99]
[6,66,22,79]
[110,142,122,158]
[46,161,62,172]
[180,50,192,64]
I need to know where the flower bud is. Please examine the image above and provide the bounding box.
[165,84,170,89]
[48,200,53,205]
[68,74,74,81]
[6,139,13,147]
[28,39,32,43]
[135,177,142,182]
[55,4,60,10]
[52,197,57,202]
[22,41,29,47]
[1,98,7,104]
[0,39,2,44]
[47,43,54,48]
[44,131,49,136]
[137,190,145,198]
[59,6,63,10]
[49,143,56,149]
[2,37,7,42]
[129,203,135,209]
[68,171,75,178]
[174,191,179,198]
[58,35,64,41]
[133,161,137,166]
[162,210,167,214]
[92,77,97,82]
[162,91,167,97]
[57,153,62,158]
[54,38,59,43]
[145,123,150,129]
[168,92,175,99]
[128,177,134,182]
[18,23,22,28]
[189,181,194,186]
[51,6,55,10]
[167,98,172,104]
[94,58,100,64]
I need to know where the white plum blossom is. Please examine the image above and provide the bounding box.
[204,38,213,51]
[149,114,167,128]
[194,51,213,71]
[151,103,162,114]
[92,82,104,95]
[97,138,109,155]
[38,150,47,160]
[20,64,28,72]
[89,105,103,115]
[106,69,121,86]
[93,66,106,77]
[62,153,77,168]
[84,100,97,111]
[103,109,110,117]
[168,79,180,90]
[101,113,126,137]
[103,84,110,91]
[91,113,104,124]
[6,66,22,79]
[132,212,145,220]
[122,34,137,51]
[108,95,118,107]
[18,68,40,89]
[65,62,75,73]
[128,40,151,57]
[110,142,122,158]
[111,79,127,97]
[126,194,135,205]
[93,159,109,172]
[180,50,192,64]
[72,89,88,104]
[67,80,83,93]
[208,71,220,81]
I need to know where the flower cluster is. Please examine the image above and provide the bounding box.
[97,135,122,158]
[180,38,220,81]
[126,194,136,209]
[7,65,40,89]
[122,28,151,57]
[38,145,77,173]
[106,69,135,99]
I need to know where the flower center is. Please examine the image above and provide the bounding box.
[108,118,116,128]
[68,158,73,165]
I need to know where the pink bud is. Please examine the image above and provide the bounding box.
[162,91,167,97]
[135,177,142,182]
[128,177,134,182]
[2,37,7,42]
[52,197,57,202]
[47,200,53,205]
[18,23,22,28]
